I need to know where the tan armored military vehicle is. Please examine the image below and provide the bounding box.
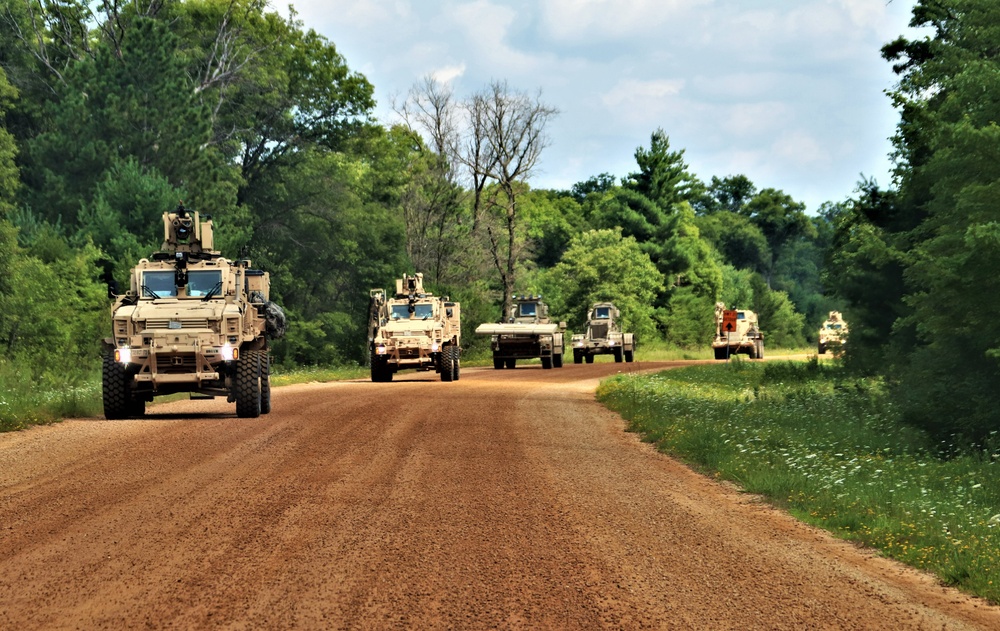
[368,273,461,382]
[476,294,565,369]
[818,310,848,354]
[712,301,764,360]
[571,302,635,364]
[102,205,286,419]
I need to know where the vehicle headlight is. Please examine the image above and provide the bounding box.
[431,342,439,352]
[115,347,132,364]
[220,343,237,361]
[376,345,387,355]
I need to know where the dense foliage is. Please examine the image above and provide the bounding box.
[1,0,995,448]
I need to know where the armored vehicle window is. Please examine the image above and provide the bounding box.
[594,306,611,319]
[188,270,222,297]
[414,304,434,319]
[142,271,176,298]
[391,305,411,320]
[519,302,537,317]
[737,312,746,320]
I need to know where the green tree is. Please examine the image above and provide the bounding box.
[547,228,662,341]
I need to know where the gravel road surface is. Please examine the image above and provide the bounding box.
[2,360,999,629]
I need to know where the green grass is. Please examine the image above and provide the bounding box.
[596,359,1000,604]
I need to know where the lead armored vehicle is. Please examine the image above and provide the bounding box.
[571,302,635,363]
[476,295,565,369]
[102,205,285,419]
[368,273,461,382]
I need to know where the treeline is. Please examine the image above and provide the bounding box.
[0,1,997,447]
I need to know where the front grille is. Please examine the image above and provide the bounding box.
[156,354,198,374]
[590,323,609,339]
[145,318,212,330]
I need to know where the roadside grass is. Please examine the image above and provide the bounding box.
[596,359,1000,604]
[0,360,368,431]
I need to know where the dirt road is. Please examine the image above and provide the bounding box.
[3,361,999,629]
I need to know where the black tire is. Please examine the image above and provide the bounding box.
[625,349,634,362]
[585,354,594,364]
[493,355,504,370]
[371,349,392,382]
[236,350,262,418]
[453,348,461,381]
[260,352,272,414]
[613,347,623,363]
[748,342,758,359]
[102,351,130,420]
[818,343,826,355]
[553,353,563,368]
[505,358,516,369]
[441,347,454,382]
[757,340,765,360]
[714,347,728,360]
[573,350,583,364]
[541,356,553,369]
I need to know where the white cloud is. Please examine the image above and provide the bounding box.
[601,79,685,124]
[431,63,467,84]
[539,0,710,42]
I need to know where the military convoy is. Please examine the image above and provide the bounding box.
[368,273,462,382]
[476,294,565,369]
[571,302,635,364]
[102,205,286,419]
[818,311,848,355]
[711,302,764,360]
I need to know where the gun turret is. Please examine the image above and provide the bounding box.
[162,203,215,254]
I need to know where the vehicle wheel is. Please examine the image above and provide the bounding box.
[493,355,504,370]
[102,350,130,420]
[453,349,461,381]
[441,346,454,382]
[818,343,826,355]
[260,352,272,414]
[541,356,553,369]
[757,340,765,360]
[573,350,583,364]
[749,342,758,359]
[236,350,262,418]
[505,358,516,369]
[625,349,634,362]
[613,347,623,363]
[585,354,594,364]
[714,347,727,360]
[553,353,563,368]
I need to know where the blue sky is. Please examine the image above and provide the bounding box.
[289,0,925,212]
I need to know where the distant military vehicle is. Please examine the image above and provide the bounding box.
[818,311,848,355]
[476,294,565,369]
[571,302,635,364]
[712,302,764,360]
[102,204,286,419]
[368,273,461,382]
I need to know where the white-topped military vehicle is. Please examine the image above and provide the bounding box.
[102,205,286,419]
[476,294,565,369]
[368,273,461,382]
[571,302,635,364]
[818,311,848,355]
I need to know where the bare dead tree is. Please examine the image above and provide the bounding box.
[391,76,469,284]
[463,80,557,317]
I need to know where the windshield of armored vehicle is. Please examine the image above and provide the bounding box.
[391,305,410,320]
[594,306,611,319]
[141,270,176,298]
[826,323,843,330]
[413,304,433,319]
[187,270,222,297]
[519,302,537,317]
